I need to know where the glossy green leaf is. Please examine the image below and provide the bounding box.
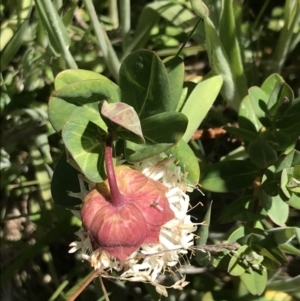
[228,245,248,276]
[259,129,293,151]
[125,141,174,163]
[256,238,288,265]
[267,82,294,115]
[223,126,258,141]
[268,227,297,245]
[141,112,188,144]
[62,115,106,182]
[280,168,291,198]
[252,243,285,271]
[200,160,258,192]
[100,100,144,144]
[164,56,184,111]
[240,230,266,246]
[275,97,300,129]
[166,139,200,185]
[248,138,278,169]
[261,255,281,271]
[228,226,246,243]
[51,151,81,207]
[239,95,261,134]
[54,69,110,90]
[49,79,121,132]
[212,253,231,270]
[261,73,285,96]
[280,243,300,255]
[259,189,289,226]
[261,165,280,196]
[181,75,223,142]
[240,268,267,295]
[119,50,172,119]
[248,86,271,127]
[286,192,300,209]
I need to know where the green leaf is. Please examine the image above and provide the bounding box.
[54,69,110,90]
[266,275,300,293]
[0,6,32,72]
[119,50,172,119]
[248,138,278,169]
[261,73,285,96]
[275,97,300,130]
[286,192,300,210]
[212,253,231,270]
[49,79,121,132]
[239,95,261,134]
[125,141,174,163]
[34,0,71,56]
[219,0,248,104]
[201,16,240,110]
[223,126,258,141]
[280,168,291,198]
[197,202,212,246]
[51,151,81,207]
[259,129,293,151]
[256,238,288,265]
[181,75,223,142]
[166,139,200,185]
[240,268,267,296]
[126,5,158,53]
[164,56,184,111]
[259,189,289,226]
[228,245,248,276]
[141,112,188,144]
[248,86,270,127]
[261,165,280,196]
[219,195,260,224]
[200,160,258,192]
[100,101,145,144]
[228,226,246,243]
[62,115,106,182]
[267,82,294,116]
[195,202,212,266]
[239,231,266,246]
[146,1,198,35]
[49,280,69,301]
[279,243,300,256]
[268,227,298,245]
[277,150,300,172]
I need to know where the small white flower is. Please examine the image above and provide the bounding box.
[68,154,200,293]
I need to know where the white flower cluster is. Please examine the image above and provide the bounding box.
[68,155,199,295]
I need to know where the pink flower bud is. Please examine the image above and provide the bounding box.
[81,166,174,261]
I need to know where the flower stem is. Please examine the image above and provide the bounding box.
[105,135,124,206]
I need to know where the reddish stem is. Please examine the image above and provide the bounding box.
[105,135,124,206]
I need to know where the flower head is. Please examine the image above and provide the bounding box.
[69,154,199,294]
